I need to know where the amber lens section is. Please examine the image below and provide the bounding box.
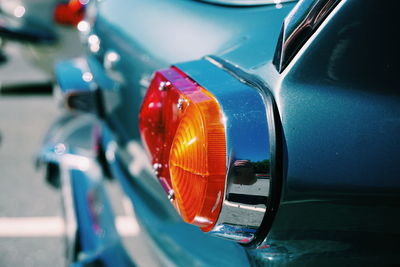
[169,89,226,232]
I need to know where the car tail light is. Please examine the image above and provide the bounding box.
[54,0,85,26]
[139,67,226,231]
[139,60,277,244]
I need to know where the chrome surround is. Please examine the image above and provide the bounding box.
[197,0,297,7]
[176,58,277,244]
[60,164,80,263]
[211,78,273,244]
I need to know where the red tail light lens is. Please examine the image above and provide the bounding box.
[139,67,226,231]
[54,0,85,26]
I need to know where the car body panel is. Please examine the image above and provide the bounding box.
[86,0,296,145]
[244,0,400,265]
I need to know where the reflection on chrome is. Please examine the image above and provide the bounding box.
[104,51,120,70]
[77,20,90,33]
[200,56,277,244]
[79,0,90,5]
[210,224,257,243]
[13,5,25,18]
[88,34,100,53]
[194,216,212,226]
[82,72,93,82]
[54,143,66,155]
[105,140,117,162]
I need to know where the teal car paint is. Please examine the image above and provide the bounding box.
[38,0,400,266]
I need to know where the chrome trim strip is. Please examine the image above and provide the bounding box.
[60,164,78,264]
[273,0,342,72]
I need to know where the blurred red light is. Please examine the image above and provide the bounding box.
[54,0,85,26]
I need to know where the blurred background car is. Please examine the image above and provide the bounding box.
[38,0,400,266]
[0,0,83,92]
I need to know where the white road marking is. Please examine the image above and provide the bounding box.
[0,217,64,237]
[0,216,139,237]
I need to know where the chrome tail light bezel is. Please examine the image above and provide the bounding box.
[139,57,281,245]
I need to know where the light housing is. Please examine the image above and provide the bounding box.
[139,59,276,244]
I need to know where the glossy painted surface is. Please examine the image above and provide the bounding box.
[84,0,295,145]
[55,59,95,93]
[244,0,400,264]
[40,0,298,265]
[82,0,295,259]
[42,0,400,265]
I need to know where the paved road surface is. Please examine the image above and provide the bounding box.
[0,39,65,266]
[0,95,64,266]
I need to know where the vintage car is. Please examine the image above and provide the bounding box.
[0,0,84,89]
[37,0,400,266]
